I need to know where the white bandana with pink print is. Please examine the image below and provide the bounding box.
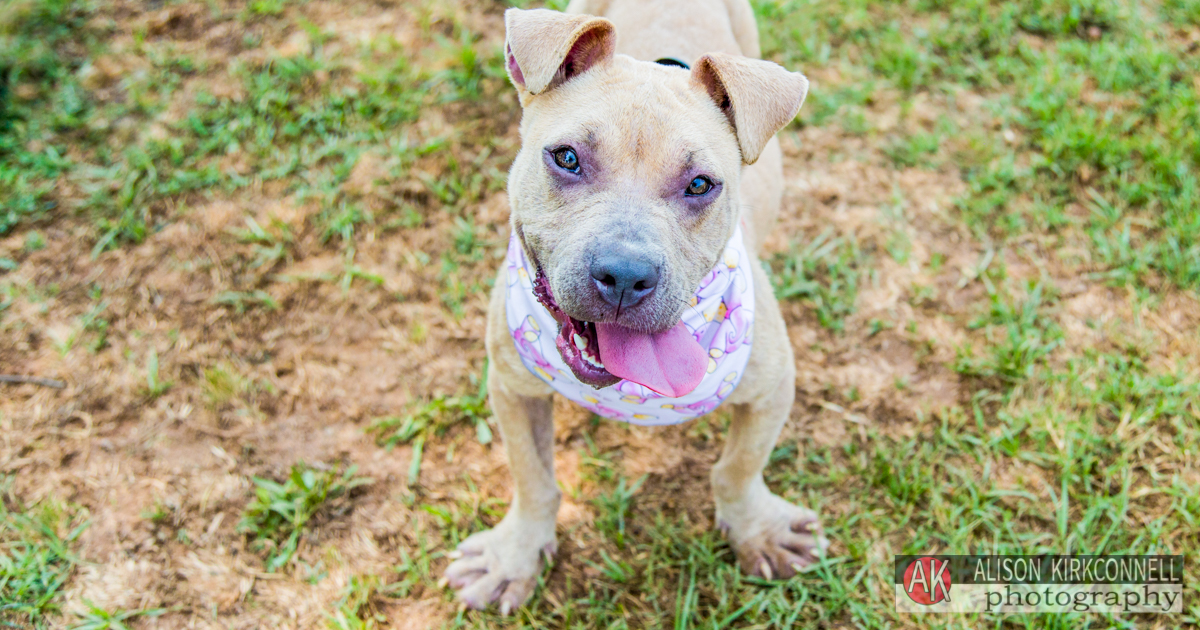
[504,225,755,426]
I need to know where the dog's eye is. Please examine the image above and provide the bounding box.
[553,147,580,173]
[686,176,713,196]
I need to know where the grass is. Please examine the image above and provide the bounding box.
[591,474,648,551]
[0,480,87,630]
[0,0,97,235]
[883,130,941,169]
[2,0,1199,627]
[421,0,1197,625]
[955,280,1064,385]
[368,366,492,486]
[757,0,1200,291]
[2,0,512,261]
[211,289,280,313]
[67,603,166,630]
[238,463,372,572]
[752,12,1199,625]
[434,352,1196,628]
[772,228,864,332]
[325,571,416,630]
[142,348,172,398]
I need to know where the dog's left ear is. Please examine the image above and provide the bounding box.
[504,8,617,99]
[691,53,808,165]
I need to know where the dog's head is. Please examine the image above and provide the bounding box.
[504,8,807,392]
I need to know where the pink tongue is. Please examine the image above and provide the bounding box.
[596,321,707,397]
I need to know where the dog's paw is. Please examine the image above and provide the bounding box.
[441,517,556,613]
[717,492,828,580]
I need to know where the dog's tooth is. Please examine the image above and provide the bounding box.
[572,333,588,350]
[583,354,604,369]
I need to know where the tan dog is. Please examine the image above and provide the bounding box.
[442,0,825,612]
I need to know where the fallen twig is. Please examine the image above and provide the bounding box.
[0,374,66,389]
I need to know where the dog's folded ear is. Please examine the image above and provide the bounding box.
[504,8,616,99]
[691,53,808,165]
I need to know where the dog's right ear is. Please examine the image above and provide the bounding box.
[504,8,616,100]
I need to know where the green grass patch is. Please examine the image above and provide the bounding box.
[0,0,100,235]
[955,280,1064,386]
[210,290,280,313]
[368,366,492,486]
[2,2,512,253]
[67,603,166,630]
[238,463,372,572]
[756,0,1200,290]
[772,228,864,332]
[325,571,415,630]
[0,480,87,629]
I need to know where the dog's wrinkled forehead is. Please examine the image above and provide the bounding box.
[521,60,741,180]
[503,8,809,166]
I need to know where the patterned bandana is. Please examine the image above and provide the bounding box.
[504,226,755,426]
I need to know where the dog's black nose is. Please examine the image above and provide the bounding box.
[590,250,659,308]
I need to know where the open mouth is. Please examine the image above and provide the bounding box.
[517,222,709,397]
[530,269,710,397]
[532,272,620,388]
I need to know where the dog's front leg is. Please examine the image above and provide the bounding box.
[444,374,559,613]
[712,370,829,580]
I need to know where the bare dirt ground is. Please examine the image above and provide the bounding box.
[3,1,1198,628]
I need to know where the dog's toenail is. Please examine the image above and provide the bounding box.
[437,576,449,589]
[447,550,463,559]
[759,559,774,580]
[792,520,815,534]
[791,562,804,573]
[500,601,513,616]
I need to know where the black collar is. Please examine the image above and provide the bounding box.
[654,57,690,70]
